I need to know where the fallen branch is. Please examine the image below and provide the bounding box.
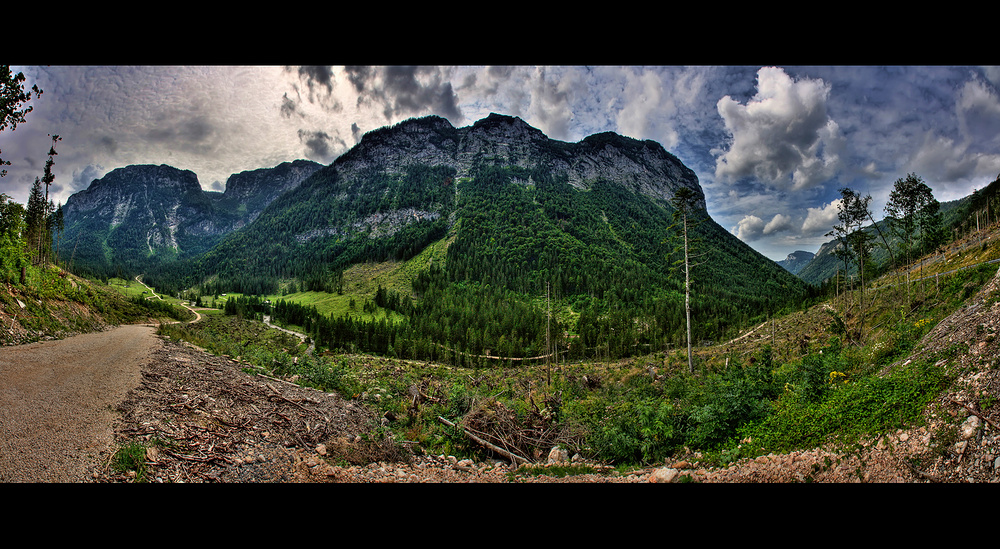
[165,449,233,465]
[947,397,1000,431]
[438,416,530,466]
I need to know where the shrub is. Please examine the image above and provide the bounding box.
[739,357,947,454]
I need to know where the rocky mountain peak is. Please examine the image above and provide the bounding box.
[64,164,202,219]
[468,113,547,141]
[222,160,322,201]
[777,250,816,275]
[333,113,705,211]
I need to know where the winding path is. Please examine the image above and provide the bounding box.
[263,315,315,354]
[134,275,203,323]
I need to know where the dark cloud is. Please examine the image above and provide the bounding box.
[344,66,375,93]
[285,65,341,111]
[97,135,117,154]
[351,123,362,144]
[144,115,217,156]
[343,66,463,123]
[298,66,334,94]
[280,93,297,118]
[297,129,345,163]
[70,164,104,193]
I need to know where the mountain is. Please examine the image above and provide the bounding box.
[777,251,815,275]
[57,112,810,360]
[58,160,321,277]
[191,114,710,280]
[137,113,810,358]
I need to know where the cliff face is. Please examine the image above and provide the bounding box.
[337,113,705,210]
[60,161,321,274]
[214,159,323,228]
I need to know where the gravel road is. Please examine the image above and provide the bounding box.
[0,324,159,482]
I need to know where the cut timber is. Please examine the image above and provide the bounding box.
[438,416,530,466]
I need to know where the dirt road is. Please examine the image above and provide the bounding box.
[0,324,159,482]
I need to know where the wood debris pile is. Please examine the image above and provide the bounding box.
[443,393,585,465]
[97,339,392,482]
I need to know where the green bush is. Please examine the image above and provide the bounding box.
[682,352,779,449]
[739,357,947,454]
[569,396,681,464]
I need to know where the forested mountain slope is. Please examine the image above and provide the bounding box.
[140,114,809,360]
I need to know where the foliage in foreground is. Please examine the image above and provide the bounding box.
[159,296,953,468]
[111,440,150,482]
[155,261,995,467]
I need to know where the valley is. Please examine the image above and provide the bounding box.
[4,113,1000,482]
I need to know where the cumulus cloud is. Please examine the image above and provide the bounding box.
[614,68,682,149]
[957,76,1000,148]
[733,212,794,241]
[714,66,844,191]
[733,215,766,241]
[764,213,793,234]
[524,67,583,141]
[908,132,997,191]
[801,199,843,235]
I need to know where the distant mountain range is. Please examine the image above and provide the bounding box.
[777,251,815,275]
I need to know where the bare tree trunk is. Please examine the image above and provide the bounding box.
[684,214,693,374]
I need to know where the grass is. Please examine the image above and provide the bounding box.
[255,237,455,324]
[111,440,150,482]
[510,463,608,480]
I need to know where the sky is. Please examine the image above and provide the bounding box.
[2,65,1000,261]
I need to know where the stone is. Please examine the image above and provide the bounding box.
[961,415,981,440]
[649,467,679,483]
[547,446,569,465]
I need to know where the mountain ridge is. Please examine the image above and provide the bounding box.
[59,160,322,276]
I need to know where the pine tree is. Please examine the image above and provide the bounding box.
[24,177,46,264]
